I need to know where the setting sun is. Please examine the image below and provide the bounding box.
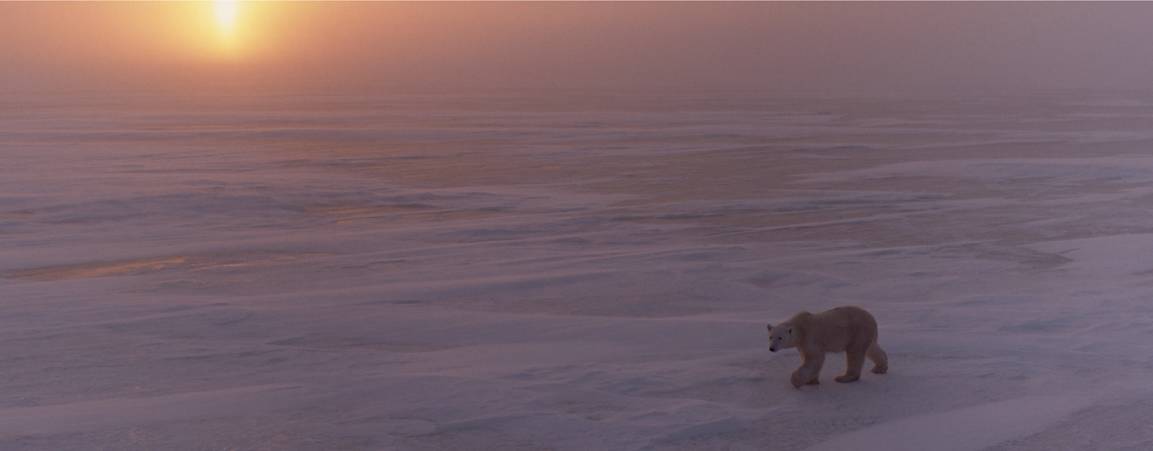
[214,0,237,31]
[212,0,240,55]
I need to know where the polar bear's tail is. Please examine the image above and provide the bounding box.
[867,342,888,374]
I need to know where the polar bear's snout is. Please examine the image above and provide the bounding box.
[767,323,789,353]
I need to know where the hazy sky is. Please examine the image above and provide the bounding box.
[4,2,1153,96]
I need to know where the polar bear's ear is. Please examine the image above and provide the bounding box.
[766,323,773,331]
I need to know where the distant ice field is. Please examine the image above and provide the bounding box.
[4,92,1153,450]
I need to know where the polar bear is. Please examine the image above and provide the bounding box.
[766,306,888,389]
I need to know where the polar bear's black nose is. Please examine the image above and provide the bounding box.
[769,348,777,352]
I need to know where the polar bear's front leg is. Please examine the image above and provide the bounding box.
[791,351,825,389]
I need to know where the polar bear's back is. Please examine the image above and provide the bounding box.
[807,305,879,352]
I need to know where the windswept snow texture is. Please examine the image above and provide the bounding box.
[5,93,1153,450]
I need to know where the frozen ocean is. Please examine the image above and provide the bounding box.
[3,92,1153,450]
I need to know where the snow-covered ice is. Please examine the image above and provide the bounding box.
[4,93,1153,450]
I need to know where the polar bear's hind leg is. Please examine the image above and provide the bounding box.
[867,342,888,374]
[835,350,865,383]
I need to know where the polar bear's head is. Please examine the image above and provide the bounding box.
[766,322,796,352]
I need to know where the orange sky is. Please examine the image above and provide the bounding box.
[4,2,1153,96]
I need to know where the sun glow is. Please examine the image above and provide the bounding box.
[213,0,240,55]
